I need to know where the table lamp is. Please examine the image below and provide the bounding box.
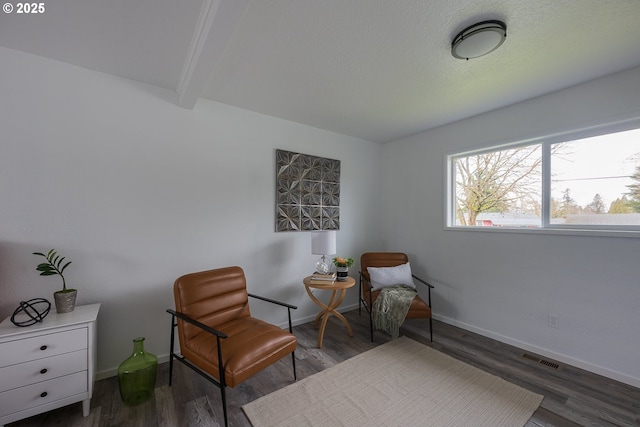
[311,230,336,274]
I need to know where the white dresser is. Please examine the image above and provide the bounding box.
[0,303,100,427]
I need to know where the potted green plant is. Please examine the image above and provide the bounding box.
[332,256,354,281]
[33,249,77,313]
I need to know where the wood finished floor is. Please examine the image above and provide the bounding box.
[8,309,640,427]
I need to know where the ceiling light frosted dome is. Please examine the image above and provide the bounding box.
[452,20,507,60]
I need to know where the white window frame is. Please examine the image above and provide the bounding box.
[445,117,640,238]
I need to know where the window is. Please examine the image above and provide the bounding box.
[550,131,640,226]
[452,144,542,227]
[448,123,640,233]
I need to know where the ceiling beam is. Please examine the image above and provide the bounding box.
[177,0,249,109]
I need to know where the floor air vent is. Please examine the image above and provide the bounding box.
[521,353,560,369]
[521,353,540,363]
[539,359,560,369]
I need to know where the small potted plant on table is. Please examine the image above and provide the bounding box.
[332,256,354,281]
[33,249,77,313]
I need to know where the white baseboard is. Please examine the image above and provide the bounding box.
[433,314,640,389]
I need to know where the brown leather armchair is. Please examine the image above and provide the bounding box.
[167,266,297,427]
[359,252,433,342]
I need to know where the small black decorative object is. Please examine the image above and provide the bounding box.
[10,298,51,327]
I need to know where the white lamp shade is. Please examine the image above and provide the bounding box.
[311,230,336,255]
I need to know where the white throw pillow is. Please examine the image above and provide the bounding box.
[367,262,415,291]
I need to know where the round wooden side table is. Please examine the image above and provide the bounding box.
[303,275,356,348]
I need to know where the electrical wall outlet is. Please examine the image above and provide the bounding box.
[548,313,560,329]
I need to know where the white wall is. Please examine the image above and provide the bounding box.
[4,43,638,388]
[0,47,381,376]
[380,66,640,387]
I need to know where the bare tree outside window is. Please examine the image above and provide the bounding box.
[454,145,542,226]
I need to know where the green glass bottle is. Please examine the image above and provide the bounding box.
[118,337,157,405]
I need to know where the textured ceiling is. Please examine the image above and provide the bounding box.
[2,0,640,143]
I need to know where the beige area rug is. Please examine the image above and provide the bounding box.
[243,336,543,427]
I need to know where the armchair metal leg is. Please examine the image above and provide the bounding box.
[369,292,374,342]
[291,352,297,380]
[168,354,174,386]
[429,317,433,342]
[220,386,228,427]
[169,317,175,386]
[369,311,374,342]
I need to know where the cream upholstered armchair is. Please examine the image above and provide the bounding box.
[359,252,433,342]
[167,266,297,427]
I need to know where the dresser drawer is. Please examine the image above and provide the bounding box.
[0,370,87,417]
[0,349,87,393]
[0,327,87,366]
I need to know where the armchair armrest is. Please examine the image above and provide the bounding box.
[358,272,375,315]
[166,308,228,339]
[411,275,433,307]
[412,275,434,289]
[248,293,297,310]
[247,293,297,333]
[358,270,434,319]
[359,271,372,289]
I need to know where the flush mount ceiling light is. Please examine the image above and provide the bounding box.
[451,20,507,60]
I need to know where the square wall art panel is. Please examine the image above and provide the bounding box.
[276,149,340,232]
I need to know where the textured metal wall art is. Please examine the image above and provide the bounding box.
[276,149,340,231]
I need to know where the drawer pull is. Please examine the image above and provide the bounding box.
[40,391,48,398]
[40,368,48,374]
[40,345,48,351]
